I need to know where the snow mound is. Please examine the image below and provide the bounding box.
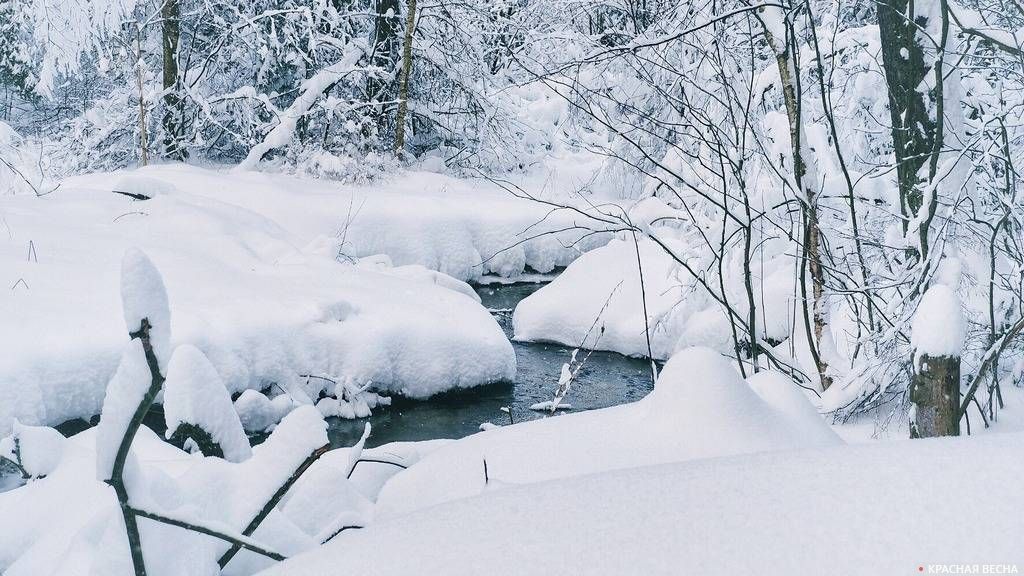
[513,236,686,358]
[262,433,1024,576]
[163,344,252,462]
[746,371,840,445]
[0,421,67,478]
[120,248,172,367]
[374,346,841,519]
[0,167,517,436]
[234,390,294,433]
[514,229,799,361]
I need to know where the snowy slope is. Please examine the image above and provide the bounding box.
[260,432,1024,576]
[374,347,840,519]
[0,166,528,435]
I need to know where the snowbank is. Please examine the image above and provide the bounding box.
[513,233,797,360]
[373,347,840,519]
[67,164,614,282]
[262,432,1024,576]
[0,166,520,435]
[513,236,686,358]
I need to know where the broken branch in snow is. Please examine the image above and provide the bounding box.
[112,190,152,201]
[217,443,332,568]
[129,507,286,561]
[320,524,364,544]
[345,456,408,479]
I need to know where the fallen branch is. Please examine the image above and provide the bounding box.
[112,190,151,201]
[217,443,331,568]
[129,507,285,561]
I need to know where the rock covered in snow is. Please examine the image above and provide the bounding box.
[163,345,252,462]
[234,390,294,433]
[0,421,66,478]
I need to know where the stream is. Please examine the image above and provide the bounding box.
[34,282,655,456]
[326,281,655,448]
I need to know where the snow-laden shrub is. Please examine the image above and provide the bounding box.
[0,249,389,575]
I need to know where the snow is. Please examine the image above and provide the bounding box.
[163,345,252,462]
[120,248,172,368]
[745,371,840,445]
[0,404,437,575]
[528,400,571,411]
[912,284,966,358]
[112,175,177,198]
[373,347,841,519]
[0,420,67,478]
[234,391,294,434]
[0,164,558,435]
[260,432,1024,576]
[93,340,154,481]
[513,226,800,362]
[513,236,684,358]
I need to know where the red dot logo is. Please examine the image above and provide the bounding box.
[919,567,924,573]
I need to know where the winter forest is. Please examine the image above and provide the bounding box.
[0,0,1022,573]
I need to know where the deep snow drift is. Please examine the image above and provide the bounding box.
[263,432,1024,576]
[0,165,564,435]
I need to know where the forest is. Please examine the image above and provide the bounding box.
[0,0,1022,574]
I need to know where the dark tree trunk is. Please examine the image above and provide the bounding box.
[910,354,961,437]
[368,0,400,143]
[876,0,935,234]
[161,0,186,160]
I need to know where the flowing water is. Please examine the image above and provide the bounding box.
[326,282,655,448]
[38,282,655,455]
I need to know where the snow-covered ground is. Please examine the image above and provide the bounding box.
[374,347,840,518]
[0,409,443,575]
[262,431,1024,576]
[0,163,616,435]
[260,348,1024,575]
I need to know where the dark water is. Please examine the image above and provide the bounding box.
[326,282,655,448]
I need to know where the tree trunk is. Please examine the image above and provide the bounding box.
[368,0,400,143]
[876,0,935,240]
[910,354,961,437]
[393,0,417,153]
[758,8,832,389]
[134,27,148,168]
[161,0,186,160]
